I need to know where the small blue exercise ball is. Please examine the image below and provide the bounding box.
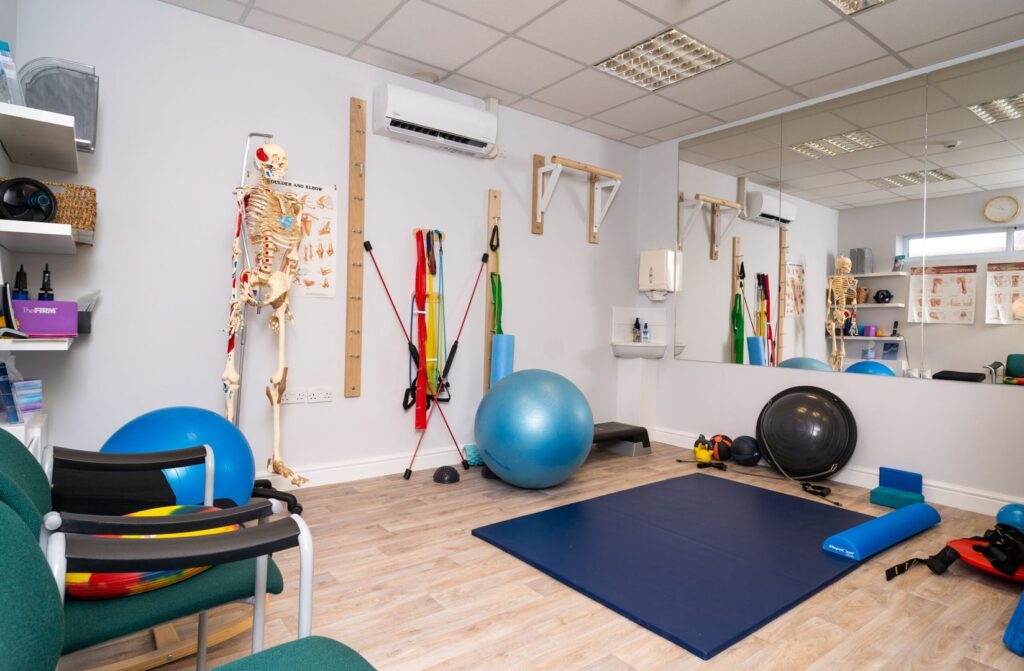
[731,435,761,466]
[997,503,1024,532]
[779,357,833,372]
[102,407,255,506]
[475,369,594,489]
[846,360,895,376]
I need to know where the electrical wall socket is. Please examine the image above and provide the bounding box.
[308,387,334,403]
[281,388,307,404]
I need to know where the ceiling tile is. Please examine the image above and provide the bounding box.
[533,69,646,115]
[624,0,722,24]
[679,0,839,60]
[802,181,877,198]
[572,118,634,140]
[847,157,932,180]
[428,0,559,31]
[732,149,786,172]
[679,148,717,165]
[685,131,778,161]
[368,1,504,71]
[785,171,860,190]
[899,14,1024,68]
[458,39,582,95]
[854,0,1024,52]
[648,115,723,140]
[160,0,245,21]
[351,45,448,78]
[821,145,911,169]
[744,22,887,87]
[712,90,805,123]
[595,95,697,133]
[516,0,664,64]
[793,57,907,99]
[895,126,1006,158]
[776,158,846,179]
[657,64,778,113]
[954,155,1024,178]
[994,119,1024,141]
[929,142,1022,168]
[969,169,1024,187]
[704,160,750,177]
[511,98,584,125]
[780,111,858,145]
[832,86,957,128]
[439,74,520,105]
[867,107,982,145]
[254,0,404,40]
[623,134,661,148]
[834,191,906,206]
[891,178,978,197]
[932,59,1024,107]
[244,10,357,56]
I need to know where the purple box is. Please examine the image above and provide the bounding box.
[12,300,78,337]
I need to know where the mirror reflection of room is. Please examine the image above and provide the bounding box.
[675,46,1023,384]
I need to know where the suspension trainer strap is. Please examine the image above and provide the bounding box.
[413,231,428,429]
[886,545,960,581]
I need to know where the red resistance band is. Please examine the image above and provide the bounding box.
[413,230,428,430]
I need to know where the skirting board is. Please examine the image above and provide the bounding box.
[652,427,1015,516]
[257,444,461,491]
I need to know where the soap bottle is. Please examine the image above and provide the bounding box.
[38,264,53,301]
[12,265,28,300]
[632,318,641,343]
[642,322,650,343]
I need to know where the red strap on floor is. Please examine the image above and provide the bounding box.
[414,230,428,430]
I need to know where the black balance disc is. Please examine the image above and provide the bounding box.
[755,386,856,481]
[0,178,57,222]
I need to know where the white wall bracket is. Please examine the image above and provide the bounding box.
[531,154,622,244]
[694,193,742,260]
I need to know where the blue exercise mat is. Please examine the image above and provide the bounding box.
[472,473,871,659]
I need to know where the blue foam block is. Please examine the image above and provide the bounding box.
[489,334,515,386]
[823,502,940,560]
[1006,591,1024,656]
[473,474,870,660]
[879,467,923,495]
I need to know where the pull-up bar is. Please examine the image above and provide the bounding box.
[532,153,623,244]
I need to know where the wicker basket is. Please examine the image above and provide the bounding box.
[1,177,97,244]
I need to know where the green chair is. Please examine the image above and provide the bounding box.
[0,500,375,670]
[0,431,284,668]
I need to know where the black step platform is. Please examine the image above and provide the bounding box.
[592,422,651,457]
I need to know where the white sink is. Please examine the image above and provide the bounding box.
[611,341,667,359]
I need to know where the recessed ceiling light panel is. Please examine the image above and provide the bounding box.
[789,130,886,159]
[968,93,1024,124]
[868,169,957,189]
[594,28,731,92]
[828,0,890,15]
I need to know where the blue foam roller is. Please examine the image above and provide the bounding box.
[1005,591,1024,656]
[823,502,941,560]
[490,334,515,386]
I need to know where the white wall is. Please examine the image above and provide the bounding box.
[839,187,1024,373]
[637,140,1024,513]
[11,0,639,483]
[675,161,836,363]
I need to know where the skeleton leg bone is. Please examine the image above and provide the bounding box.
[265,297,306,486]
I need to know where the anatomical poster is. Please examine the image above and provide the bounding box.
[985,262,1024,325]
[271,178,337,298]
[908,264,976,324]
[784,263,805,316]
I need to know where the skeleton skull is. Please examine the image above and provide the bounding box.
[835,256,852,274]
[254,144,288,180]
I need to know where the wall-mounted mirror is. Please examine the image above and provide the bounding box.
[674,45,1024,384]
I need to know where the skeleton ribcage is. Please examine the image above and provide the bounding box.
[244,186,301,281]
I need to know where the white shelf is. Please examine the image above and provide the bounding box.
[856,303,906,309]
[0,102,79,172]
[0,220,77,254]
[853,271,908,278]
[0,337,73,351]
[842,335,904,342]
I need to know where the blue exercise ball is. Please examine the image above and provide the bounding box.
[997,503,1024,532]
[846,360,895,376]
[475,370,594,489]
[102,407,255,506]
[779,357,833,372]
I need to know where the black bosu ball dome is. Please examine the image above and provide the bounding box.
[755,386,856,481]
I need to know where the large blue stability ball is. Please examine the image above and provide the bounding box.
[475,369,594,489]
[779,357,833,372]
[102,407,255,506]
[846,360,895,376]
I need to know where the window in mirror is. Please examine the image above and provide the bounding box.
[1015,229,1024,252]
[906,229,1018,258]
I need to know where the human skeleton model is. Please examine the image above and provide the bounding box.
[222,144,309,485]
[826,255,858,371]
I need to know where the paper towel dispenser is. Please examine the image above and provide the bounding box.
[639,249,676,301]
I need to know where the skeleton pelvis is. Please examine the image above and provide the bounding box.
[251,272,291,308]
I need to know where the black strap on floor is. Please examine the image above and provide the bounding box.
[885,545,960,581]
[886,524,1024,581]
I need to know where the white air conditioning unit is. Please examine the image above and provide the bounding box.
[373,84,497,158]
[746,191,797,225]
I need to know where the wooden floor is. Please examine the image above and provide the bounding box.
[63,445,1023,670]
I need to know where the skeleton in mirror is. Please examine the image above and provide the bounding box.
[826,255,858,372]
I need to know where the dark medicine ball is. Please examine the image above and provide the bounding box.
[731,435,761,466]
[709,434,732,461]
